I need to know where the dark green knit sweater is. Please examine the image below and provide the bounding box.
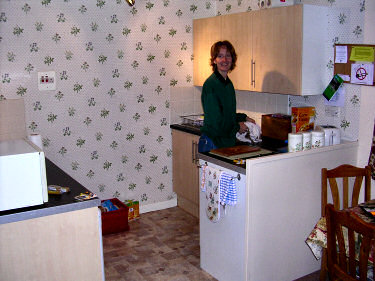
[200,70,247,148]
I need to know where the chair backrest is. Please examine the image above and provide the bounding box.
[321,164,371,216]
[325,204,375,281]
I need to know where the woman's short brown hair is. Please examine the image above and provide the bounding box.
[210,40,237,72]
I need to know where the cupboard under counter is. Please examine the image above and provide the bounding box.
[198,141,358,281]
[0,158,104,281]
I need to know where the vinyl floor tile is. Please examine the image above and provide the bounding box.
[103,206,320,281]
[103,207,217,281]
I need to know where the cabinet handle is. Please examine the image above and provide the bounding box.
[192,141,195,163]
[250,59,253,86]
[194,141,198,165]
[192,141,199,165]
[252,60,256,88]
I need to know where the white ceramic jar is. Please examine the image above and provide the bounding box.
[301,131,312,151]
[288,133,303,152]
[311,130,325,148]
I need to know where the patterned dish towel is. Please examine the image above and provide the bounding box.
[203,166,221,222]
[219,172,237,206]
[305,217,327,260]
[200,164,206,192]
[369,120,375,180]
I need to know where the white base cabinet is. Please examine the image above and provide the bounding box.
[199,141,358,281]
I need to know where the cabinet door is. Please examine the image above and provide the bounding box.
[193,16,222,86]
[221,12,252,91]
[252,5,303,94]
[172,130,200,216]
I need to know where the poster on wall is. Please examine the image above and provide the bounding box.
[350,63,374,85]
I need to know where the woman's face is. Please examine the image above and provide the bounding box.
[214,47,232,76]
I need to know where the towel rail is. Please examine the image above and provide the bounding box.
[199,161,241,181]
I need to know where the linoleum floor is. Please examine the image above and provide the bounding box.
[103,206,320,281]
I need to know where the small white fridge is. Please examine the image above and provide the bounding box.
[0,138,48,211]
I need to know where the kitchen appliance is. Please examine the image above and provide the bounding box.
[261,113,291,141]
[0,138,48,211]
[316,125,341,146]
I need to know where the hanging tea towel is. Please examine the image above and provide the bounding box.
[204,166,222,222]
[220,172,237,206]
[369,119,375,180]
[200,164,207,192]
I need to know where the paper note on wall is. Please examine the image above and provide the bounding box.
[324,85,345,107]
[335,45,348,63]
[350,63,374,85]
[350,46,374,62]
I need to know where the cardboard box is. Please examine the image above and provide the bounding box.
[125,199,140,221]
[101,198,129,235]
[291,107,316,133]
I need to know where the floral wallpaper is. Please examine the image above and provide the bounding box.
[0,0,367,209]
[0,0,217,208]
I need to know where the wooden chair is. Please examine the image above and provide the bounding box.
[325,204,375,281]
[320,164,372,281]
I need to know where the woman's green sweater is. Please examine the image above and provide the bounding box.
[200,70,247,148]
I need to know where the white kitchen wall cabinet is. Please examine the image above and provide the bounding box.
[193,4,329,96]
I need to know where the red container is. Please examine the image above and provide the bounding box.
[101,198,129,235]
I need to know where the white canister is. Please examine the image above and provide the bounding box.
[301,132,312,151]
[288,133,303,152]
[311,130,325,148]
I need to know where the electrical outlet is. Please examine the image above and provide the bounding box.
[325,106,340,117]
[38,71,56,91]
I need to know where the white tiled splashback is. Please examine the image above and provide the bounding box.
[170,87,289,126]
[170,85,359,142]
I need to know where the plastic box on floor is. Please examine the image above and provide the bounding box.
[100,198,129,235]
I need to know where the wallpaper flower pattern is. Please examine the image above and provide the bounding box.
[0,0,366,208]
[0,0,217,207]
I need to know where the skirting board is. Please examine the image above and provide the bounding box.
[140,198,177,214]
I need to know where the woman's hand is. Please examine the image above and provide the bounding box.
[239,122,248,134]
[246,116,256,124]
[238,117,256,134]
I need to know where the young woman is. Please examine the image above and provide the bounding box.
[198,40,255,153]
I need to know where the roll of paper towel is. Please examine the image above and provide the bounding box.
[288,133,303,152]
[28,134,43,150]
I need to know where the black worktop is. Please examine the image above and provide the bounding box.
[170,123,201,136]
[171,123,289,173]
[0,158,101,224]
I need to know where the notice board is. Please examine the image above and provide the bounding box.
[334,44,375,86]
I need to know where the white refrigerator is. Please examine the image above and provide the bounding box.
[0,139,48,211]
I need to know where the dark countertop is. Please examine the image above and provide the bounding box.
[170,123,201,136]
[171,123,287,173]
[0,158,101,225]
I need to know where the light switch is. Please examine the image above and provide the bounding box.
[38,71,56,91]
